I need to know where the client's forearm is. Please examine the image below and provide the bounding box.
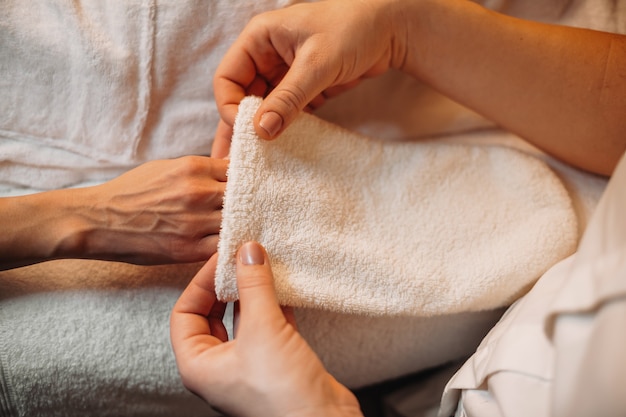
[0,189,89,270]
[0,157,226,270]
[398,0,626,175]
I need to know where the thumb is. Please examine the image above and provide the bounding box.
[235,241,284,325]
[254,48,336,140]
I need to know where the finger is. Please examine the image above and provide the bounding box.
[194,234,220,262]
[211,120,233,159]
[235,241,285,326]
[247,74,271,97]
[201,210,223,234]
[281,306,298,331]
[172,254,219,316]
[208,301,229,343]
[234,302,296,337]
[207,157,229,182]
[202,181,227,210]
[232,301,240,338]
[306,92,327,112]
[254,47,339,139]
[170,254,225,350]
[213,36,260,129]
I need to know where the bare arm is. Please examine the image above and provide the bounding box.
[214,0,626,175]
[399,0,626,176]
[0,156,227,271]
[0,189,79,270]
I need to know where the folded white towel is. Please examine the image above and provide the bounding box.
[216,96,578,316]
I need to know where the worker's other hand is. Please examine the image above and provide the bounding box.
[170,241,363,417]
[212,0,406,157]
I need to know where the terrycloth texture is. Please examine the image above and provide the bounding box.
[295,307,504,388]
[216,97,578,316]
[0,0,301,193]
[0,260,504,395]
[478,0,626,31]
[0,0,155,163]
[0,288,220,417]
[0,0,619,413]
[437,151,626,417]
[3,0,622,195]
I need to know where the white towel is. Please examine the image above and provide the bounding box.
[2,0,618,195]
[0,0,301,194]
[216,96,578,316]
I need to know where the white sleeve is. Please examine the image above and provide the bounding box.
[441,151,626,417]
[549,150,626,417]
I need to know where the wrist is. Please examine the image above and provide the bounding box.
[386,0,487,78]
[284,405,364,417]
[52,185,117,261]
[0,188,91,269]
[402,0,513,88]
[392,0,445,76]
[280,385,364,417]
[380,0,412,71]
[359,0,413,71]
[37,187,93,260]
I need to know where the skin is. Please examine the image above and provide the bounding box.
[188,0,626,413]
[5,0,625,413]
[0,156,227,270]
[170,241,363,417]
[213,0,626,175]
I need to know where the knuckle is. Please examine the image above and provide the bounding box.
[237,269,272,291]
[273,84,309,114]
[175,155,205,175]
[248,12,269,28]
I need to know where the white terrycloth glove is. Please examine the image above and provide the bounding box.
[216,96,578,317]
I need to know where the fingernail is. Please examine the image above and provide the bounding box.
[259,111,283,138]
[239,241,265,265]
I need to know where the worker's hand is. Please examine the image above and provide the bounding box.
[75,156,227,264]
[212,0,406,157]
[170,241,363,417]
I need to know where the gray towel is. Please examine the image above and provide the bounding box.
[0,288,219,417]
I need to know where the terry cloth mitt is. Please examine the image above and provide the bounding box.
[215,96,578,316]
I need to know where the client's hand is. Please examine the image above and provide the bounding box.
[0,156,227,270]
[77,156,227,264]
[170,241,363,417]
